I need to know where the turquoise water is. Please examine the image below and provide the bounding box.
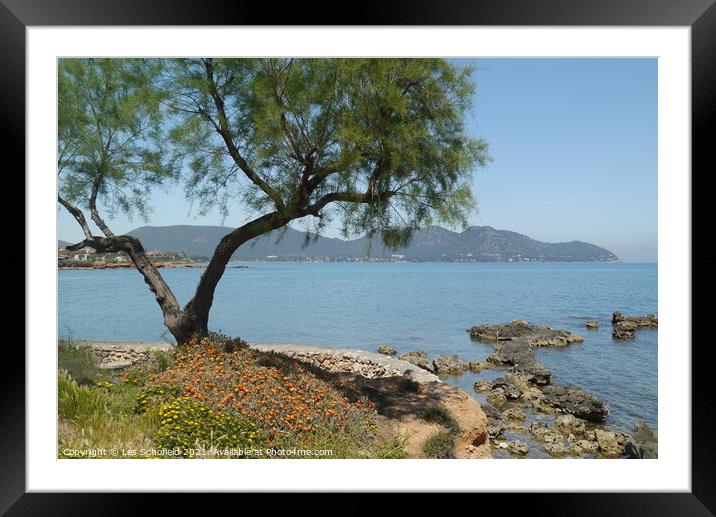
[58,262,657,434]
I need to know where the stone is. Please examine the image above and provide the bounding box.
[594,429,623,457]
[539,385,609,423]
[468,320,584,347]
[482,403,506,438]
[612,326,636,340]
[514,363,553,386]
[555,414,586,435]
[473,379,492,392]
[98,359,133,370]
[586,321,599,329]
[544,442,567,456]
[611,312,657,340]
[624,421,658,459]
[491,376,524,400]
[397,350,435,373]
[467,360,490,372]
[522,386,545,401]
[470,321,563,387]
[432,354,468,374]
[377,345,397,355]
[570,439,599,455]
[528,421,553,441]
[487,388,507,405]
[502,408,526,421]
[612,312,658,327]
[506,440,529,455]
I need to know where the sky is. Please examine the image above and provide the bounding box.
[58,58,657,262]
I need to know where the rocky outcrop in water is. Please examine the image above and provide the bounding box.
[586,321,599,329]
[397,350,435,373]
[624,421,658,459]
[468,320,584,347]
[377,345,397,355]
[612,326,636,340]
[491,375,525,401]
[612,312,658,327]
[481,403,507,438]
[612,312,657,341]
[538,385,609,423]
[468,320,615,455]
[432,354,469,374]
[469,321,573,386]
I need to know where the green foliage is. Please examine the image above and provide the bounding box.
[58,341,100,385]
[423,431,455,459]
[153,397,261,456]
[373,438,408,459]
[161,58,490,245]
[150,350,175,372]
[58,371,157,455]
[58,58,178,222]
[420,403,460,435]
[133,384,183,415]
[121,349,176,386]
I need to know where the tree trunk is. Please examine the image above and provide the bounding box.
[176,210,290,342]
[65,209,291,345]
[163,310,208,344]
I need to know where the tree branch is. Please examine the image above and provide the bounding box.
[203,58,286,210]
[58,195,93,241]
[66,234,181,317]
[88,174,115,237]
[185,210,291,322]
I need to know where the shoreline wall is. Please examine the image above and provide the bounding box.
[68,341,441,383]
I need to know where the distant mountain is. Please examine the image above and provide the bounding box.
[58,240,72,248]
[107,224,619,262]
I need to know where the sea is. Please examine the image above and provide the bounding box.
[58,261,658,444]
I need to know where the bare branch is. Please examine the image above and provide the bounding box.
[66,234,181,317]
[58,195,92,241]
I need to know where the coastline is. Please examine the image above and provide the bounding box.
[60,340,492,459]
[63,320,656,460]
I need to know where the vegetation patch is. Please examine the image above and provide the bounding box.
[151,334,377,447]
[58,371,156,455]
[153,397,261,457]
[420,403,461,435]
[58,334,407,459]
[58,341,100,385]
[423,431,456,459]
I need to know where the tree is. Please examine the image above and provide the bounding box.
[59,58,490,343]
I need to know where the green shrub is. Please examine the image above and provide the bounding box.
[420,404,460,435]
[122,350,176,386]
[149,350,175,373]
[423,431,455,459]
[133,384,183,415]
[58,371,157,455]
[153,397,261,456]
[58,341,99,385]
[373,438,408,459]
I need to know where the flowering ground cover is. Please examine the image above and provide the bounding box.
[58,336,405,458]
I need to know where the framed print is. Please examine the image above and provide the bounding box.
[3,0,714,513]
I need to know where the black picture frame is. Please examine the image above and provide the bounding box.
[2,0,713,513]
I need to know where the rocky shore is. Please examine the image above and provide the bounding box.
[69,313,657,460]
[611,311,658,340]
[465,318,658,458]
[66,340,489,459]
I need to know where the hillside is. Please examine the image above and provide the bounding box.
[66,224,619,262]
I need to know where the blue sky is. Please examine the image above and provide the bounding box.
[58,58,657,261]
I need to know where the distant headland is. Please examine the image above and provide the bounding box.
[59,224,618,264]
